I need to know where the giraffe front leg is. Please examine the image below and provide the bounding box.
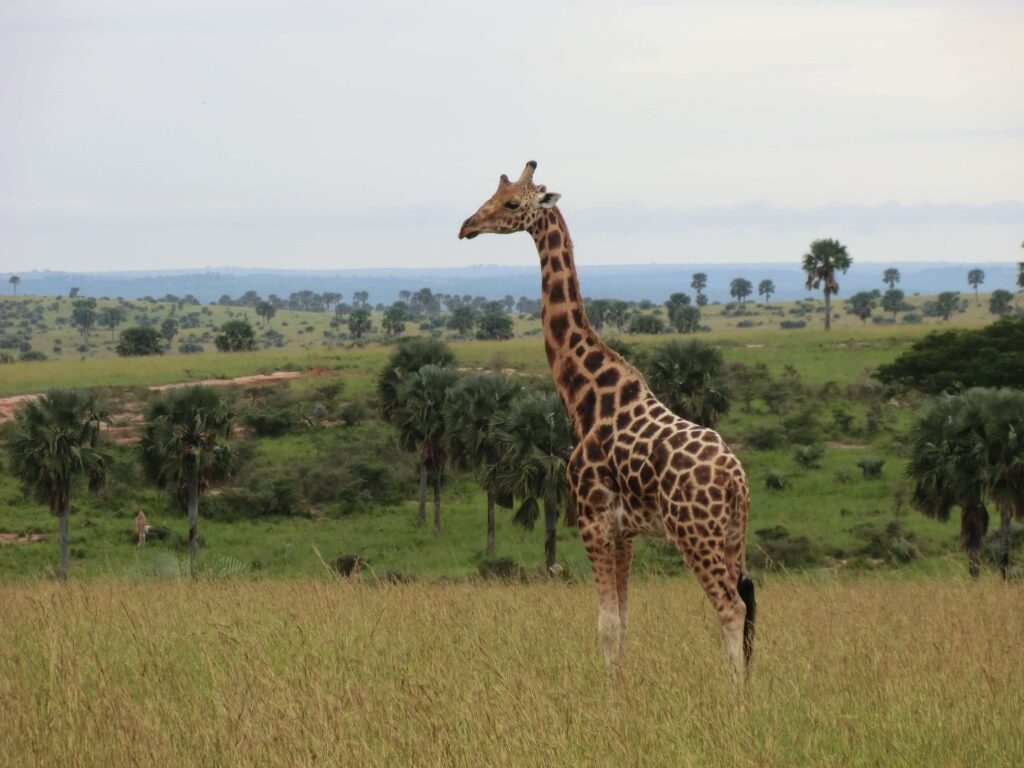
[578,510,621,670]
[614,536,634,641]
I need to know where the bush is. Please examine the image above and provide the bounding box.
[744,424,788,450]
[833,468,854,484]
[242,407,296,437]
[178,342,204,354]
[850,521,919,565]
[478,557,527,582]
[856,456,885,478]
[751,526,815,569]
[780,320,807,330]
[333,554,367,577]
[210,476,302,520]
[792,444,824,469]
[116,326,164,356]
[19,350,47,362]
[764,470,789,491]
[901,313,922,324]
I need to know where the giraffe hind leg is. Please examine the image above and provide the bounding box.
[664,514,748,683]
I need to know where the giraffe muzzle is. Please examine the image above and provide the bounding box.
[458,218,479,239]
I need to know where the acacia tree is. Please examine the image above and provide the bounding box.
[9,275,20,295]
[846,291,876,324]
[6,391,108,582]
[445,373,521,554]
[491,391,573,571]
[882,289,905,321]
[802,238,852,331]
[967,269,985,305]
[883,268,901,290]
[139,387,236,576]
[98,306,127,342]
[758,280,775,303]
[71,298,97,345]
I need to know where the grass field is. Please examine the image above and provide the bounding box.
[1,575,1021,767]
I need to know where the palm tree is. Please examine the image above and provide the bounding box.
[967,269,985,305]
[906,389,1024,578]
[445,373,522,554]
[491,391,573,571]
[644,339,730,428]
[139,387,236,576]
[907,396,988,577]
[691,273,708,306]
[802,238,852,331]
[395,365,459,533]
[378,338,456,522]
[883,268,900,290]
[758,279,775,303]
[6,391,108,582]
[378,337,456,420]
[8,275,20,296]
[956,389,1024,578]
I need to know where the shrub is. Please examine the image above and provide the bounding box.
[751,526,816,569]
[780,320,807,330]
[856,456,885,478]
[764,470,789,491]
[792,444,824,469]
[178,342,204,354]
[333,554,368,577]
[19,350,47,362]
[242,407,296,437]
[116,327,164,356]
[833,467,853,484]
[478,557,526,582]
[744,424,788,450]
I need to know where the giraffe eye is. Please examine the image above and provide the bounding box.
[505,201,520,210]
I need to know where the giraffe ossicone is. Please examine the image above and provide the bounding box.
[460,161,756,681]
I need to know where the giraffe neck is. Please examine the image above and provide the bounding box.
[530,207,624,435]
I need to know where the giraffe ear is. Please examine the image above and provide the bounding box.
[536,191,561,209]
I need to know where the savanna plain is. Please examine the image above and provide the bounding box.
[1,290,1022,766]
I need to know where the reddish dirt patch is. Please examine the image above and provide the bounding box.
[0,533,46,545]
[0,370,306,429]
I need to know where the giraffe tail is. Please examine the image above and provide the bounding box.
[729,475,756,667]
[738,573,756,666]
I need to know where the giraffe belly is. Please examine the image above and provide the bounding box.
[614,497,667,538]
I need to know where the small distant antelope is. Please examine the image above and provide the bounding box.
[135,510,150,547]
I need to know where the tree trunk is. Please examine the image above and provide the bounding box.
[187,473,200,578]
[417,463,427,527]
[824,290,832,331]
[486,490,496,556]
[433,471,441,536]
[961,503,989,579]
[57,506,70,584]
[1000,504,1011,581]
[543,498,558,572]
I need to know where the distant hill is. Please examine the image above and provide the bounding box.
[5,262,1019,305]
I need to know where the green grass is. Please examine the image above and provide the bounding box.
[2,576,1021,766]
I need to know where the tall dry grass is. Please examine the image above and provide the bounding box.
[1,576,1021,767]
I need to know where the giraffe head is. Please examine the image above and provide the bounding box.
[458,160,561,240]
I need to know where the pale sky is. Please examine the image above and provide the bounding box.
[1,0,1022,273]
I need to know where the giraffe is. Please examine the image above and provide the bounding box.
[459,161,756,680]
